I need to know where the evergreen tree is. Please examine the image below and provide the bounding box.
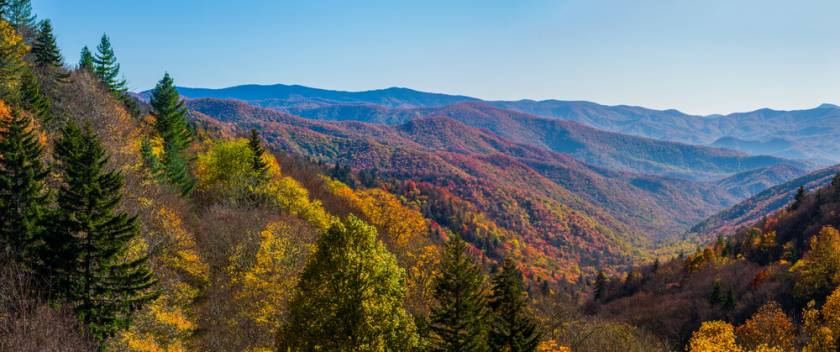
[708,281,723,305]
[488,259,541,352]
[0,103,48,264]
[791,185,805,211]
[0,0,8,19]
[92,34,127,94]
[0,19,28,103]
[278,215,419,350]
[150,73,194,194]
[19,69,51,123]
[722,288,736,311]
[78,46,94,72]
[593,270,607,301]
[429,237,491,352]
[32,19,63,68]
[247,128,268,176]
[5,0,35,29]
[43,122,157,341]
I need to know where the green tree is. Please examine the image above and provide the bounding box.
[593,270,607,301]
[18,70,51,123]
[488,259,541,352]
[149,73,194,195]
[248,128,268,176]
[5,0,35,29]
[92,34,127,94]
[0,104,48,264]
[78,46,94,72]
[0,1,8,19]
[278,215,419,351]
[32,19,63,68]
[791,185,806,211]
[43,122,157,341]
[429,237,491,352]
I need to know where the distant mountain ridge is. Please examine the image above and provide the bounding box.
[140,83,840,164]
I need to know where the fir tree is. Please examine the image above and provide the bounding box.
[32,19,63,68]
[0,0,7,19]
[708,281,723,305]
[247,128,268,176]
[278,216,419,350]
[488,259,541,352]
[429,237,491,352]
[593,270,607,301]
[791,185,805,211]
[78,46,94,72]
[722,288,736,311]
[18,69,51,123]
[149,73,194,194]
[43,122,157,341]
[5,0,35,29]
[0,104,48,264]
[92,34,127,94]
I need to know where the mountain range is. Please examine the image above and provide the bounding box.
[156,83,840,164]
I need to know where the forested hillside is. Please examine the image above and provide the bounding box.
[0,3,672,351]
[591,171,840,350]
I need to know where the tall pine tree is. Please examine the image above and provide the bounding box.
[0,0,8,19]
[5,0,35,29]
[488,259,541,352]
[0,102,48,264]
[278,216,419,350]
[430,237,491,352]
[150,73,194,194]
[19,69,51,123]
[78,46,94,72]
[32,19,63,68]
[43,122,156,341]
[92,34,127,94]
[248,128,268,176]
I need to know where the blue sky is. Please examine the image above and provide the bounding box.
[33,0,840,115]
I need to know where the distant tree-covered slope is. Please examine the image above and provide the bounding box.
[688,164,840,241]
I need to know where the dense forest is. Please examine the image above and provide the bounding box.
[2,1,840,351]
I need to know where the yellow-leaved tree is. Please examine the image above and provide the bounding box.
[792,226,840,302]
[735,301,795,351]
[0,20,29,103]
[687,321,742,352]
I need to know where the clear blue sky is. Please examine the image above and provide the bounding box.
[33,0,840,115]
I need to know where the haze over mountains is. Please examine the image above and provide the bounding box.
[164,83,840,164]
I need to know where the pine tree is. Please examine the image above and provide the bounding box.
[708,281,723,305]
[791,185,805,211]
[92,34,127,94]
[278,215,419,350]
[488,259,541,352]
[150,73,194,194]
[429,237,491,352]
[32,19,63,68]
[78,46,94,72]
[0,19,29,103]
[0,103,48,264]
[5,0,35,29]
[0,0,8,19]
[19,70,51,123]
[247,128,268,176]
[593,270,607,301]
[43,122,157,341]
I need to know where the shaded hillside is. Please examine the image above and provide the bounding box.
[149,83,840,163]
[688,164,840,241]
